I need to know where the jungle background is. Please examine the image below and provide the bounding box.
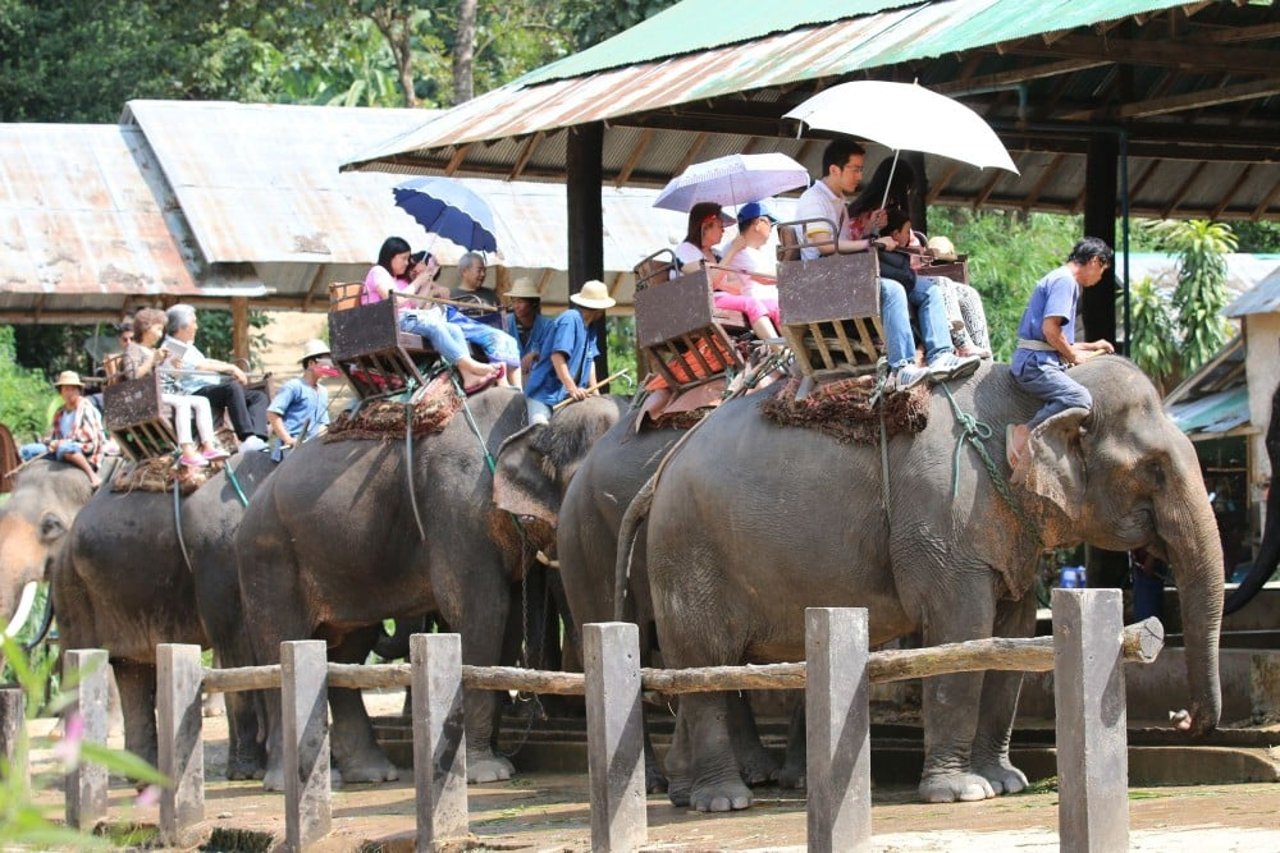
[2,0,1279,436]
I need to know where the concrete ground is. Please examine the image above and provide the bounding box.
[26,689,1280,851]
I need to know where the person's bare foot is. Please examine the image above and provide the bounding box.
[1006,423,1030,469]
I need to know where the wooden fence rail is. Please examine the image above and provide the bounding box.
[62,590,1155,852]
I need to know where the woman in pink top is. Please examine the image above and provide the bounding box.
[674,201,780,343]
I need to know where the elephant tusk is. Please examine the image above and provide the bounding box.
[3,581,39,640]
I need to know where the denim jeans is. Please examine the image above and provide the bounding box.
[908,276,956,363]
[1011,349,1093,428]
[879,278,914,370]
[399,309,468,362]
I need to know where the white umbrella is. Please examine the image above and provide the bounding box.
[653,152,810,212]
[783,81,1020,175]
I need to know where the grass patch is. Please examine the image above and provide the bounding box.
[1021,776,1058,794]
[203,826,274,851]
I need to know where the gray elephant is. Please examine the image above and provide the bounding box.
[52,451,277,778]
[237,386,627,790]
[629,358,1223,811]
[495,401,790,792]
[1224,383,1278,615]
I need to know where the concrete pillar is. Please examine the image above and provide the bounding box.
[1053,588,1129,852]
[282,640,331,850]
[805,608,872,853]
[410,633,468,851]
[63,649,109,831]
[157,643,204,847]
[0,686,26,791]
[583,622,646,852]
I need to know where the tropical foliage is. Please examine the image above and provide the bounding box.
[1146,219,1237,377]
[0,328,53,440]
[1123,276,1180,394]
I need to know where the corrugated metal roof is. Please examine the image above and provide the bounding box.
[1225,267,1280,318]
[1167,384,1251,436]
[120,100,704,307]
[346,0,1186,168]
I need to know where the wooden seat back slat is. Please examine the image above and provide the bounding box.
[104,373,179,461]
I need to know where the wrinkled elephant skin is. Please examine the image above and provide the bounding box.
[639,359,1223,810]
[0,461,93,623]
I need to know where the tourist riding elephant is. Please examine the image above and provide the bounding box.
[495,401,790,792]
[238,386,621,791]
[1224,383,1279,615]
[52,451,277,779]
[628,358,1223,811]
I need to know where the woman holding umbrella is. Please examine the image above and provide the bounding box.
[363,236,501,391]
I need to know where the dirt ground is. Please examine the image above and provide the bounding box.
[26,689,1280,851]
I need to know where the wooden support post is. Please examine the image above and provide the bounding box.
[567,121,608,388]
[282,640,331,850]
[64,649,109,831]
[231,297,250,365]
[1053,589,1129,852]
[1082,133,1118,347]
[584,622,646,852]
[157,643,204,847]
[410,633,469,852]
[806,608,872,853]
[0,687,26,791]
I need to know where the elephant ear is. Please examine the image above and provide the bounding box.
[493,423,559,526]
[1016,407,1090,525]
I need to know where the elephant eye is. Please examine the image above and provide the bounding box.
[38,514,66,542]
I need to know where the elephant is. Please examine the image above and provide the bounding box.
[627,358,1224,811]
[1224,383,1279,615]
[51,450,277,779]
[235,386,627,790]
[495,401,794,792]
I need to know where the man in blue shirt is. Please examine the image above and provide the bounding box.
[267,339,337,453]
[1008,237,1115,467]
[522,280,615,425]
[504,276,553,380]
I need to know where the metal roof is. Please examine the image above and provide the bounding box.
[0,124,262,321]
[121,100,698,309]
[345,0,1280,222]
[1225,267,1280,318]
[1167,384,1251,438]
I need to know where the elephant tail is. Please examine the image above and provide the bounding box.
[614,474,656,622]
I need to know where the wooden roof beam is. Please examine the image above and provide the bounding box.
[1162,161,1209,218]
[925,162,960,205]
[1064,77,1280,120]
[1021,153,1067,211]
[509,131,545,181]
[973,160,1013,208]
[674,132,710,175]
[1211,164,1256,220]
[1251,179,1280,220]
[1193,21,1280,43]
[613,128,653,188]
[1128,159,1163,200]
[444,143,473,176]
[998,33,1280,76]
[934,58,1111,95]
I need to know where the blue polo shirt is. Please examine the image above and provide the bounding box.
[506,313,553,360]
[1017,267,1078,346]
[523,309,599,407]
[268,377,330,440]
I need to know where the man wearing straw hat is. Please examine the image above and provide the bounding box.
[18,371,105,487]
[504,276,553,380]
[266,339,338,453]
[522,280,615,425]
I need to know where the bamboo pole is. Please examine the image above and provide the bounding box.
[552,370,630,412]
[199,619,1164,696]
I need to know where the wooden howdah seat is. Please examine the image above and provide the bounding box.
[776,219,884,379]
[104,372,180,462]
[328,282,440,401]
[633,249,745,394]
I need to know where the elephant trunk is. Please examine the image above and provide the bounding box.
[1157,478,1224,736]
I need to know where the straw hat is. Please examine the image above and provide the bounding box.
[570,280,616,310]
[299,339,331,364]
[53,370,84,389]
[927,235,959,262]
[506,277,543,300]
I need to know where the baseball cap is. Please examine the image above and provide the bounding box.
[737,200,779,226]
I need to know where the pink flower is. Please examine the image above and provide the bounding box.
[52,712,84,771]
[135,784,161,807]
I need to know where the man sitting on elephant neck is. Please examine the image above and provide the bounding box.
[505,276,553,383]
[1007,236,1116,467]
[522,280,616,425]
[267,339,338,458]
[18,371,105,488]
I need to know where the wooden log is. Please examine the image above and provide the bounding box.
[64,649,109,831]
[0,687,26,791]
[157,644,204,848]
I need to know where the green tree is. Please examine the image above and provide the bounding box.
[0,327,53,440]
[1122,276,1179,394]
[1147,219,1236,375]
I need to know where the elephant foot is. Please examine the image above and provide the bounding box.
[666,774,691,808]
[645,760,668,794]
[468,751,515,784]
[690,776,753,812]
[736,746,778,787]
[772,761,806,790]
[972,758,1029,795]
[918,771,996,803]
[338,752,400,784]
[226,752,266,782]
[262,765,343,792]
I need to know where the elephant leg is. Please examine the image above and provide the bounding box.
[642,709,668,794]
[113,660,159,771]
[329,627,399,784]
[774,699,806,789]
[971,594,1037,795]
[223,689,266,781]
[917,579,998,803]
[728,693,778,786]
[663,704,693,806]
[683,692,752,812]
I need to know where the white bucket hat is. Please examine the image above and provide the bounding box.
[299,339,331,364]
[506,277,543,300]
[569,280,616,310]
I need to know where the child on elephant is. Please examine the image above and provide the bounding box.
[1007,236,1115,468]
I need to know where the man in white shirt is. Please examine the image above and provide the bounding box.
[792,140,978,388]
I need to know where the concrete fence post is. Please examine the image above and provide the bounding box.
[1053,588,1129,852]
[282,639,331,851]
[0,686,27,790]
[410,632,468,852]
[806,607,872,853]
[157,643,204,847]
[583,621,646,852]
[63,648,110,831]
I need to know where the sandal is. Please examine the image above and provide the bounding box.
[462,363,505,395]
[202,447,230,461]
[179,453,210,468]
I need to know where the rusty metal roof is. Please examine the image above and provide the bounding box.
[0,123,264,320]
[344,0,1280,222]
[120,100,702,308]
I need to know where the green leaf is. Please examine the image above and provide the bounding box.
[77,742,170,787]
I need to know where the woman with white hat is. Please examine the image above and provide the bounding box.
[18,370,105,487]
[522,280,616,425]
